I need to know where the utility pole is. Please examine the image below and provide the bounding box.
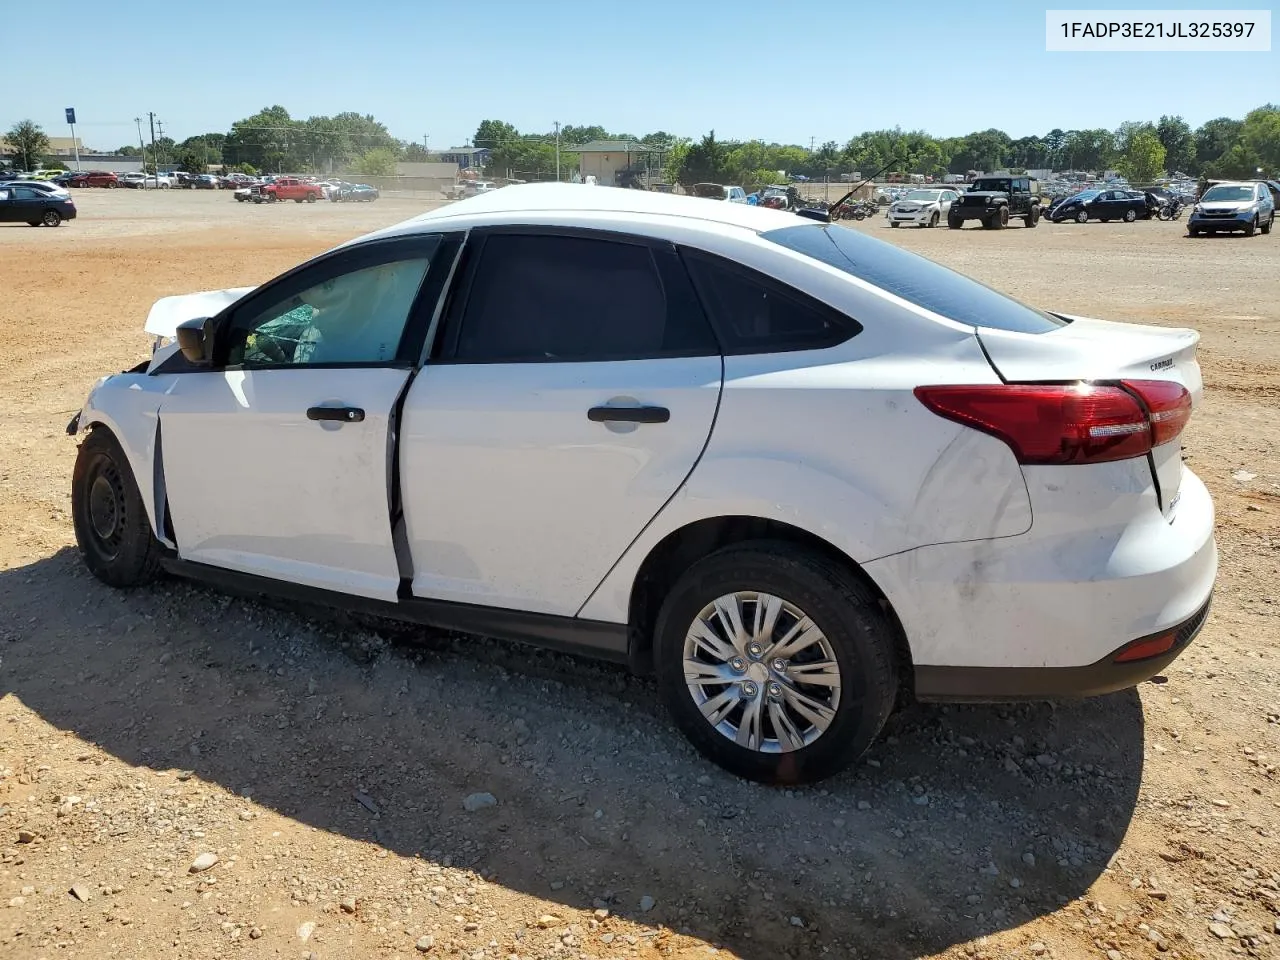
[148,112,158,180]
[156,119,166,172]
[554,121,561,181]
[810,136,816,152]
[135,117,146,169]
[423,134,429,158]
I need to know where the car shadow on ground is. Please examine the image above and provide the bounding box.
[1,548,1147,959]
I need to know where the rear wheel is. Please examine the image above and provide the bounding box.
[72,429,162,588]
[41,210,62,227]
[307,193,317,202]
[654,542,898,784]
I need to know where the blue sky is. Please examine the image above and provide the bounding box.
[4,0,1274,151]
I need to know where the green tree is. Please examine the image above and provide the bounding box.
[663,138,691,184]
[5,119,49,171]
[1238,104,1280,176]
[677,131,729,185]
[402,141,429,161]
[115,144,142,156]
[1116,129,1167,183]
[473,120,519,150]
[1155,115,1195,174]
[1194,117,1243,171]
[560,124,609,146]
[177,150,207,174]
[224,105,297,172]
[353,147,398,177]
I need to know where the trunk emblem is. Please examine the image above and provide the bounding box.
[1149,358,1174,371]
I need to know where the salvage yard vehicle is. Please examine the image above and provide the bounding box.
[255,176,326,203]
[1187,181,1275,237]
[1048,188,1156,224]
[888,188,959,228]
[68,184,1216,784]
[0,183,76,225]
[947,175,1040,229]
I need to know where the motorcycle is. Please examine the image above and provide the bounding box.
[1158,198,1185,221]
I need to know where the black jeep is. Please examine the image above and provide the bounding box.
[948,175,1040,229]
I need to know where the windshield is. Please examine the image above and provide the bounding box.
[970,179,1010,192]
[1202,184,1254,202]
[762,224,1066,334]
[905,190,942,201]
[1069,190,1101,202]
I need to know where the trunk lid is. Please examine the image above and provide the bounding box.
[977,314,1202,518]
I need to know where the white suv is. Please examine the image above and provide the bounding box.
[68,184,1216,783]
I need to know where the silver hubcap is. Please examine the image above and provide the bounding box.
[683,592,842,753]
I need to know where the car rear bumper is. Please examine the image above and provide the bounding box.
[864,463,1217,698]
[913,596,1211,701]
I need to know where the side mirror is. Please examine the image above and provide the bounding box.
[175,316,214,365]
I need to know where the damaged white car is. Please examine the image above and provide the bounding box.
[68,183,1216,783]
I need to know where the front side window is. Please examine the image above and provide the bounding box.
[452,233,718,362]
[227,255,434,367]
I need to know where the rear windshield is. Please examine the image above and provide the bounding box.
[762,224,1066,334]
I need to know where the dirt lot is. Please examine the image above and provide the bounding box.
[1,189,1278,960]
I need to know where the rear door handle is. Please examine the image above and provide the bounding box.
[307,406,365,423]
[587,405,670,424]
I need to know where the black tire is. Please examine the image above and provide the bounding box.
[1123,209,1137,223]
[307,193,317,203]
[1262,214,1274,235]
[1075,209,1089,224]
[1187,227,1200,237]
[948,215,963,229]
[653,542,898,784]
[928,211,939,228]
[72,429,162,588]
[889,220,899,228]
[1025,206,1039,228]
[41,210,61,227]
[1244,216,1257,237]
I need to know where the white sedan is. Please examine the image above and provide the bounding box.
[888,188,959,227]
[68,184,1216,784]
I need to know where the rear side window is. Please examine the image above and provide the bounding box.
[682,250,858,354]
[451,233,718,362]
[762,224,1066,334]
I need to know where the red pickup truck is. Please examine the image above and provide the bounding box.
[253,177,325,203]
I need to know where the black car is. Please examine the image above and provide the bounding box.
[0,183,77,226]
[1049,188,1155,223]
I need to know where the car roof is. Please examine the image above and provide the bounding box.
[399,182,803,236]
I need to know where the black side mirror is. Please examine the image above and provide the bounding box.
[175,316,214,365]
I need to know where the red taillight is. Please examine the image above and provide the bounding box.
[1121,379,1192,447]
[1113,629,1177,662]
[914,381,1191,466]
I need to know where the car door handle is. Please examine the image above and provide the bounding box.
[587,405,670,424]
[307,406,365,423]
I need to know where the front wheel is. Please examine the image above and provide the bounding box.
[1261,214,1274,235]
[653,542,898,784]
[307,193,317,202]
[948,215,963,229]
[889,220,899,228]
[1076,209,1089,223]
[1244,216,1257,237]
[72,429,162,588]
[928,211,939,228]
[1187,227,1201,237]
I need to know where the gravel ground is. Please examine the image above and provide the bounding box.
[1,189,1277,960]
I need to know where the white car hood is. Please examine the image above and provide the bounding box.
[144,286,256,339]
